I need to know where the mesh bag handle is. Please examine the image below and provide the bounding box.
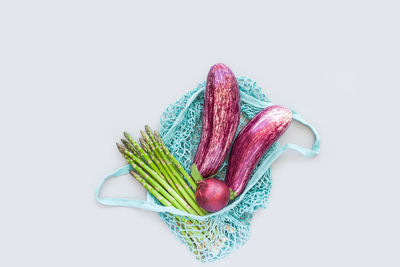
[281,110,320,157]
[95,165,200,217]
[239,91,320,157]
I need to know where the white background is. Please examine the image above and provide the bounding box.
[1,1,399,266]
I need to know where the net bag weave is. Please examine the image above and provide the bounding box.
[96,76,320,262]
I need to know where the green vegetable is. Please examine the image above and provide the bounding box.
[146,127,196,199]
[142,126,206,216]
[129,170,172,207]
[190,164,204,183]
[154,130,198,191]
[124,132,163,179]
[118,130,220,258]
[117,143,197,215]
[139,137,184,199]
[117,128,208,216]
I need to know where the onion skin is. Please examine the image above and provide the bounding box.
[193,63,240,178]
[195,178,230,212]
[225,105,292,198]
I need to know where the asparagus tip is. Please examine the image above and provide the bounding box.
[123,131,132,140]
[154,130,161,141]
[121,139,131,150]
[140,130,148,140]
[129,170,142,180]
[145,125,152,134]
[116,142,125,154]
[139,137,146,147]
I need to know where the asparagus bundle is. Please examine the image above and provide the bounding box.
[117,126,233,260]
[116,126,207,216]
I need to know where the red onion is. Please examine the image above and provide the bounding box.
[195,178,230,212]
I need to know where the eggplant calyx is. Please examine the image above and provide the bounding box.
[229,189,237,200]
[191,163,204,183]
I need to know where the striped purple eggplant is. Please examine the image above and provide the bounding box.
[192,63,240,178]
[225,105,292,198]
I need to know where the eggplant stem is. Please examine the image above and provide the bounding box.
[229,189,237,200]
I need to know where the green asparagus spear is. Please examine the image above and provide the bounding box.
[142,128,207,216]
[121,139,138,156]
[124,132,163,178]
[141,129,172,178]
[130,167,204,250]
[154,130,198,190]
[145,127,199,204]
[145,127,193,194]
[139,138,170,179]
[140,131,185,193]
[138,137,184,199]
[123,136,180,193]
[117,143,199,215]
[128,162,185,211]
[129,170,172,207]
[117,145,187,211]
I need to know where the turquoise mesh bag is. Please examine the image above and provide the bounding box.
[96,76,320,262]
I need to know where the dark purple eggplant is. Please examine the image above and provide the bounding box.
[192,63,240,178]
[225,105,292,198]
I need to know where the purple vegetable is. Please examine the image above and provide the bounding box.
[225,105,292,198]
[195,178,230,212]
[193,63,240,178]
